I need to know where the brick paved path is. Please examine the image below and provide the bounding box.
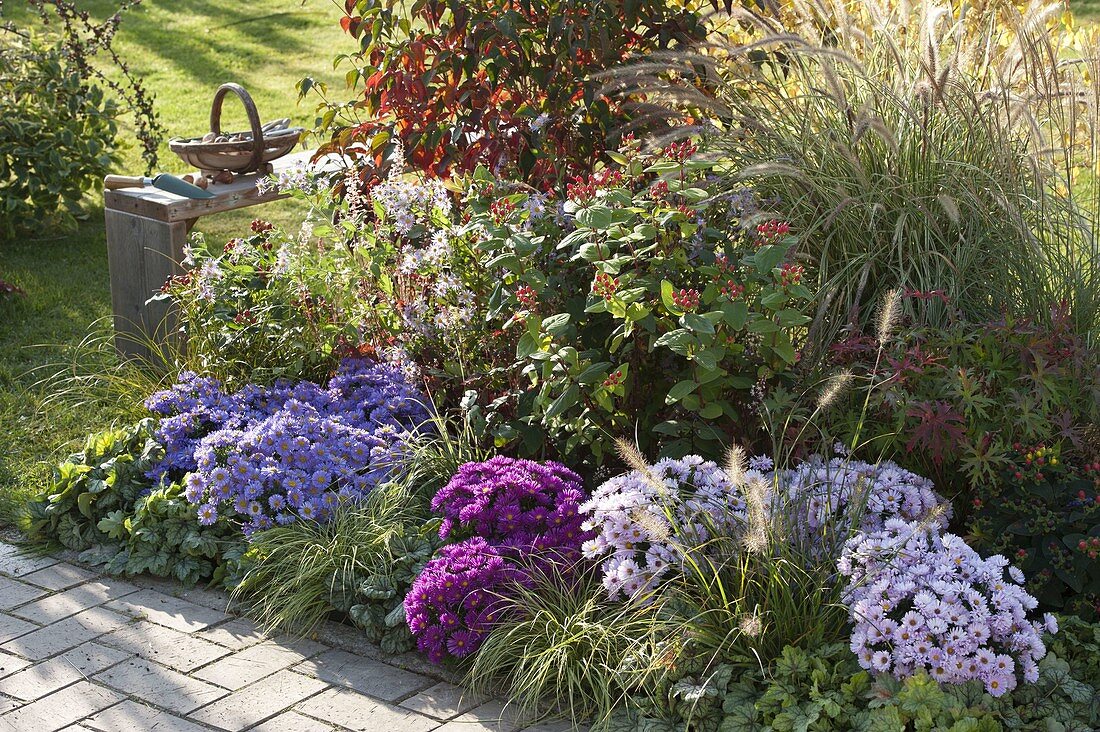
[0,543,583,732]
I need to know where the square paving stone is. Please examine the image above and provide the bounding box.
[2,606,129,661]
[20,564,99,592]
[104,589,228,633]
[0,652,31,679]
[0,612,39,644]
[436,700,526,732]
[295,686,439,732]
[0,680,124,732]
[194,640,323,690]
[0,577,48,610]
[400,681,487,720]
[99,619,231,672]
[250,710,335,731]
[294,649,432,702]
[93,657,228,714]
[0,641,131,701]
[189,669,329,731]
[0,545,58,578]
[84,700,211,732]
[194,617,266,651]
[11,578,138,625]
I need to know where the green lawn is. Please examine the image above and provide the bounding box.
[0,0,348,524]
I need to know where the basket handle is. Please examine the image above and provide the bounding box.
[210,83,264,173]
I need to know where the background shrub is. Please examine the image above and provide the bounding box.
[0,35,119,237]
[310,0,708,187]
[828,309,1100,495]
[467,145,814,463]
[0,0,162,238]
[968,445,1100,619]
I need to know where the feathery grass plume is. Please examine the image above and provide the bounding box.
[742,476,772,555]
[817,370,854,412]
[739,610,764,639]
[631,507,672,544]
[876,288,903,344]
[723,444,747,486]
[610,0,1100,339]
[615,437,668,496]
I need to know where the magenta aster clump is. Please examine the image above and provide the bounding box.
[840,519,1055,697]
[431,456,589,552]
[405,457,593,664]
[403,538,520,663]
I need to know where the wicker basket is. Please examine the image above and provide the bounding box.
[169,83,303,176]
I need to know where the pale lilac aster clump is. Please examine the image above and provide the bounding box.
[579,456,751,602]
[776,456,950,550]
[840,519,1055,697]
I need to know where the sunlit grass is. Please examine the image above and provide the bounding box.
[0,0,348,525]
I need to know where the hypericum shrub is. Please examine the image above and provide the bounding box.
[829,306,1100,492]
[145,358,429,535]
[431,456,588,551]
[968,444,1100,618]
[25,420,239,585]
[840,520,1055,697]
[310,0,707,187]
[467,142,815,462]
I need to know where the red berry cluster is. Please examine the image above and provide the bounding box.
[755,220,791,245]
[160,271,193,293]
[233,309,257,325]
[778,262,804,287]
[251,219,274,234]
[602,368,624,388]
[566,169,624,203]
[515,285,538,309]
[1078,536,1100,559]
[662,140,697,162]
[671,287,700,312]
[719,280,744,299]
[592,272,619,301]
[490,199,516,224]
[649,180,669,200]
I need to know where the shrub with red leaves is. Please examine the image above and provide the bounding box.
[307,0,708,189]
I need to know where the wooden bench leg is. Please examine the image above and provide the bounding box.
[105,209,188,365]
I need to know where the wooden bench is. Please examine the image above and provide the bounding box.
[104,151,314,363]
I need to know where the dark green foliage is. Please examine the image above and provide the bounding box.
[0,34,118,237]
[969,446,1100,619]
[829,309,1099,492]
[608,640,1100,732]
[25,419,239,585]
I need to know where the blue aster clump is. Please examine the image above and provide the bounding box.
[145,358,430,536]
